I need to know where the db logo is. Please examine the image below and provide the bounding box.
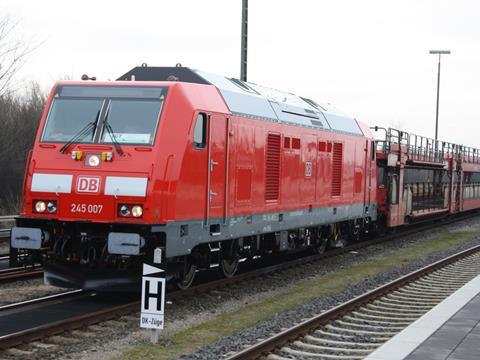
[76,176,101,193]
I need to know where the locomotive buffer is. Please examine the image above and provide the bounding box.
[140,263,166,343]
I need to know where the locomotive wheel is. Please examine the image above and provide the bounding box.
[176,258,197,290]
[221,257,239,278]
[220,240,239,278]
[316,239,328,254]
[9,248,19,268]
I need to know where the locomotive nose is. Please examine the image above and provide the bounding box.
[28,171,149,222]
[62,174,149,221]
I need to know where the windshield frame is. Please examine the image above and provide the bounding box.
[40,97,106,144]
[97,98,164,146]
[40,85,168,146]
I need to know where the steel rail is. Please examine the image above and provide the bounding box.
[0,216,15,223]
[0,216,15,244]
[226,244,480,360]
[0,266,43,284]
[0,289,84,312]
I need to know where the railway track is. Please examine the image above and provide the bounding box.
[0,229,10,239]
[0,289,83,312]
[0,216,14,259]
[0,216,14,240]
[0,228,11,257]
[0,266,43,284]
[227,244,480,360]
[0,213,478,351]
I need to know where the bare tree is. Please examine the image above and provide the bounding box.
[0,16,36,96]
[0,83,46,214]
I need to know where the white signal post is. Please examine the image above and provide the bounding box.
[140,263,166,344]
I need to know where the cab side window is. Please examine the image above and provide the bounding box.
[193,113,206,149]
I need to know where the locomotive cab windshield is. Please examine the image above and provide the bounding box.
[41,85,167,146]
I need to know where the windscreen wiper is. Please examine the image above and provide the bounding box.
[59,121,96,153]
[103,120,124,156]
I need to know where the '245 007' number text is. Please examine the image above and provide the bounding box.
[70,203,103,214]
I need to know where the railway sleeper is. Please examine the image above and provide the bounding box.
[291,340,373,354]
[280,346,365,360]
[382,293,438,305]
[375,298,435,311]
[370,300,433,310]
[405,283,458,294]
[343,315,412,327]
[429,273,479,282]
[266,354,293,360]
[378,297,439,307]
[355,307,421,320]
[386,294,441,306]
[423,276,476,286]
[432,262,479,269]
[304,335,383,348]
[391,289,447,300]
[351,310,419,322]
[324,323,397,337]
[426,271,477,280]
[366,303,425,315]
[314,329,390,343]
[414,278,463,287]
[435,266,480,275]
[333,319,405,331]
[416,278,466,289]
[431,268,478,278]
[403,284,453,294]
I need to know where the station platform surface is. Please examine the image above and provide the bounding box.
[365,274,480,360]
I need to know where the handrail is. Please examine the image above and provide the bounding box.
[374,127,480,164]
[0,216,15,223]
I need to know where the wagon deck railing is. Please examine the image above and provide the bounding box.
[373,127,480,164]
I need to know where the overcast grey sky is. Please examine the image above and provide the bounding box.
[4,0,479,147]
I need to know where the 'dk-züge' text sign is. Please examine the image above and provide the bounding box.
[140,263,165,331]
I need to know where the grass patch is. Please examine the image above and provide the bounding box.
[114,230,480,360]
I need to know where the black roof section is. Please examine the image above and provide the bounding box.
[117,66,211,85]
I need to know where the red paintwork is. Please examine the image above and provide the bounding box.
[22,80,376,226]
[463,198,480,211]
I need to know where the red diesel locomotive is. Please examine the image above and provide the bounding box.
[10,65,480,291]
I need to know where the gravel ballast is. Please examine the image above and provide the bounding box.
[0,240,9,255]
[0,278,68,306]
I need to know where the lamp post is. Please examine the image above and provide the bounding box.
[429,50,450,144]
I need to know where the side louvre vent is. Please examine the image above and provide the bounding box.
[265,133,281,201]
[331,142,343,196]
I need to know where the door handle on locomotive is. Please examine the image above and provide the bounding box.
[210,159,219,171]
[210,190,217,201]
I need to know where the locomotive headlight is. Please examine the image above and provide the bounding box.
[47,201,57,214]
[34,201,46,213]
[131,205,143,218]
[87,154,100,167]
[101,152,113,161]
[71,151,83,160]
[119,205,131,217]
